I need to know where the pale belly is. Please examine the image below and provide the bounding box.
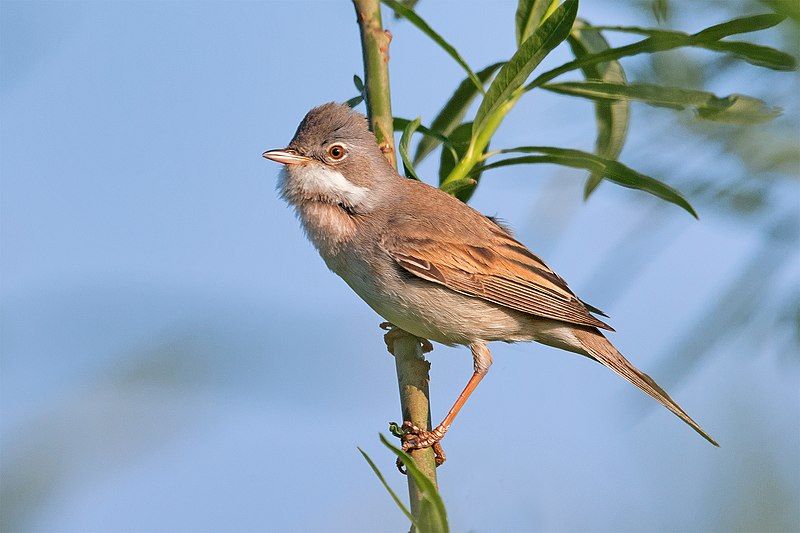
[328,249,537,346]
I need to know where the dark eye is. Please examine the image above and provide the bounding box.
[327,144,346,160]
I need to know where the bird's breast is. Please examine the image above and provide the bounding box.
[294,202,358,262]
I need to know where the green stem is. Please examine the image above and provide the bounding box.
[353,0,397,168]
[352,0,439,519]
[442,92,522,186]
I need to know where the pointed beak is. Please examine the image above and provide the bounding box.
[262,148,311,165]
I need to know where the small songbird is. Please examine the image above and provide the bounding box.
[263,102,718,463]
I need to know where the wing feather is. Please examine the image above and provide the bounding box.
[382,220,613,331]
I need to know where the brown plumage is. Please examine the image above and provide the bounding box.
[264,102,718,464]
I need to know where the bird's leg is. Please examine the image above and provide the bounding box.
[400,342,492,466]
[380,322,433,354]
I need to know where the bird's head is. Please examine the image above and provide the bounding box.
[263,102,395,211]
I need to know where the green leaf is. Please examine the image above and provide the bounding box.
[399,117,422,180]
[358,447,417,527]
[345,95,364,108]
[473,0,578,137]
[567,18,630,198]
[380,434,449,533]
[543,81,781,124]
[346,74,367,108]
[413,62,504,165]
[440,177,477,198]
[515,0,559,45]
[381,0,484,93]
[394,117,459,162]
[591,13,786,40]
[651,0,669,24]
[587,18,796,71]
[481,146,698,217]
[691,13,786,41]
[438,122,484,202]
[525,13,790,90]
[762,0,800,22]
[699,40,796,71]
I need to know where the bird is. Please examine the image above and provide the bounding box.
[262,102,718,464]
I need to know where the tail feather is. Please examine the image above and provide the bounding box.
[573,327,719,447]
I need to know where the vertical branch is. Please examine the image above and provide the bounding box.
[353,0,397,168]
[352,0,439,517]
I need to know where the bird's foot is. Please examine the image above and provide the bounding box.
[379,323,433,355]
[394,420,448,472]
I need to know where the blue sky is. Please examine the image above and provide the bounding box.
[2,1,798,531]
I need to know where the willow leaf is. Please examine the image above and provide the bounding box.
[588,20,796,71]
[567,18,630,198]
[394,117,458,162]
[692,13,786,41]
[345,95,364,108]
[482,146,697,217]
[380,434,449,533]
[440,177,478,198]
[543,81,781,124]
[474,0,577,137]
[700,40,796,71]
[414,62,504,165]
[358,448,417,527]
[381,0,483,93]
[525,13,789,90]
[399,117,422,180]
[438,122,484,201]
[515,0,559,45]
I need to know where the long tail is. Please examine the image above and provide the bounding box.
[572,327,719,447]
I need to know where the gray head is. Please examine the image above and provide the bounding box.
[263,102,396,212]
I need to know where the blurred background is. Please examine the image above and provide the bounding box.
[1,1,798,531]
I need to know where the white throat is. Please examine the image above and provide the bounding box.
[278,164,371,209]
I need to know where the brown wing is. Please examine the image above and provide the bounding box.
[380,218,613,331]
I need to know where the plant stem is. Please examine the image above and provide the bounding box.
[352,0,439,517]
[442,92,522,185]
[353,0,397,168]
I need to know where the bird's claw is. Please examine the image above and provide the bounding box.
[380,323,433,355]
[394,420,447,473]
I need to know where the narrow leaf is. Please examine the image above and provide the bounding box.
[587,20,796,71]
[380,434,449,533]
[515,0,559,45]
[399,117,422,180]
[591,14,786,40]
[394,117,458,162]
[440,177,477,198]
[567,18,630,198]
[526,13,790,90]
[358,448,417,527]
[482,146,698,217]
[413,62,504,165]
[438,122,484,201]
[474,0,578,137]
[381,0,484,93]
[762,0,800,22]
[699,40,796,71]
[543,81,781,124]
[691,13,786,41]
[345,95,364,108]
[353,74,365,92]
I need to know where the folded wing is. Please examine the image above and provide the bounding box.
[381,218,613,331]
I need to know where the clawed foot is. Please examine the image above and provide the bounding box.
[395,420,448,473]
[379,322,433,355]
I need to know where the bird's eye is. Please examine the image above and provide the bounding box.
[327,144,346,160]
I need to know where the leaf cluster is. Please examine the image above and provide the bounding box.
[348,0,796,216]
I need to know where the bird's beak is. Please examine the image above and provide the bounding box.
[262,148,311,165]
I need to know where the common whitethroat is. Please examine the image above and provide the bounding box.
[263,103,718,465]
